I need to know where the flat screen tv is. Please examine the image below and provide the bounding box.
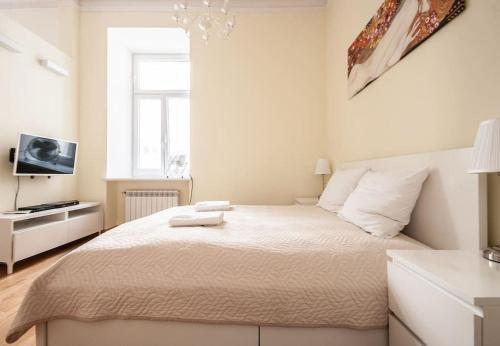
[13,133,78,176]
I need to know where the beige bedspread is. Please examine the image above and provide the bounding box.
[7,205,425,343]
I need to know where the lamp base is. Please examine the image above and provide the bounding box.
[483,246,500,263]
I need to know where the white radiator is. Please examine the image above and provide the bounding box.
[125,190,179,222]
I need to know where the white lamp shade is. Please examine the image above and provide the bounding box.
[315,158,331,175]
[469,118,500,173]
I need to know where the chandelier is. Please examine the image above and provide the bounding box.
[172,0,237,42]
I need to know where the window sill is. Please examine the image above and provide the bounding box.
[104,177,191,182]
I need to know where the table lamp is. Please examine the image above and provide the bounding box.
[469,118,500,263]
[315,158,331,190]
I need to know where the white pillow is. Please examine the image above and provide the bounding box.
[338,168,429,238]
[317,167,369,212]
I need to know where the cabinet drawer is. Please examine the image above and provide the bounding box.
[67,212,102,243]
[13,221,67,261]
[388,261,481,346]
[260,326,387,346]
[389,314,423,346]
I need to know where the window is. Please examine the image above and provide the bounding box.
[133,55,190,178]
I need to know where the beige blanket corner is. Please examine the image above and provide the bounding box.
[6,205,424,343]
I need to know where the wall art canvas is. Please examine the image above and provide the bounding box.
[347,0,465,98]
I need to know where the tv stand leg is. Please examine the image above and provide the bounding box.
[6,262,13,275]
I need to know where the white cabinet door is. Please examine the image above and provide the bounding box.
[388,261,481,346]
[66,213,102,243]
[13,221,67,262]
[47,320,258,346]
[260,326,387,346]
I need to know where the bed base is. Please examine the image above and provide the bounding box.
[36,320,387,346]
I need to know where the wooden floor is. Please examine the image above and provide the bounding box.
[0,237,94,346]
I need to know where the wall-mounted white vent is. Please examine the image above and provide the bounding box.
[125,190,179,222]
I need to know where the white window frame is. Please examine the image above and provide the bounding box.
[132,54,190,178]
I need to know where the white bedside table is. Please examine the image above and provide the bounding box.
[294,197,319,206]
[387,250,500,346]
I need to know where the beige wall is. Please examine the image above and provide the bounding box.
[4,0,496,243]
[79,9,327,227]
[0,4,78,58]
[326,0,500,245]
[0,11,79,211]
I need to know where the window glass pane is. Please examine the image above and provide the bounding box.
[166,97,190,177]
[137,98,162,170]
[138,60,190,91]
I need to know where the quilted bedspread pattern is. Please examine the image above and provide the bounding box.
[7,205,424,343]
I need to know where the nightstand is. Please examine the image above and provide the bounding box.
[294,197,319,206]
[387,250,500,346]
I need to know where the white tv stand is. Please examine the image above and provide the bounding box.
[0,202,103,274]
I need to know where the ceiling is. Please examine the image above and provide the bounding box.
[0,0,327,10]
[80,0,327,9]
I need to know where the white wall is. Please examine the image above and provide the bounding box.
[107,29,133,178]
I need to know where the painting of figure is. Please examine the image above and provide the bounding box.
[348,0,465,98]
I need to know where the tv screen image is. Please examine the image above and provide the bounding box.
[13,134,77,175]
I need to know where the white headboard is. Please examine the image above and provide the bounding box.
[338,148,487,252]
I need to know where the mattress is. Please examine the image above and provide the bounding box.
[6,205,425,343]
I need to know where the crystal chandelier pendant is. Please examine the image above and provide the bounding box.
[172,0,237,43]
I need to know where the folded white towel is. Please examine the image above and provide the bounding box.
[194,201,232,212]
[168,211,224,227]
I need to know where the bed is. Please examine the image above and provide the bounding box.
[6,148,487,346]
